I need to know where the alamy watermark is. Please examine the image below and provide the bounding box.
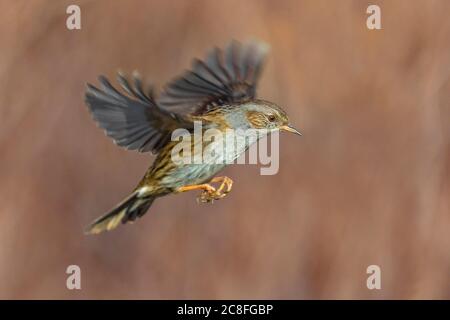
[366,5,381,30]
[66,265,81,290]
[366,265,381,290]
[66,5,81,30]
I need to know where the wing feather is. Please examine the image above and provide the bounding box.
[159,40,269,114]
[85,73,192,154]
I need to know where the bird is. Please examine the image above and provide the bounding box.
[84,40,301,234]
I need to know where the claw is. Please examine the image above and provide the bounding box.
[197,176,233,204]
[211,176,233,194]
[178,177,234,204]
[197,188,226,204]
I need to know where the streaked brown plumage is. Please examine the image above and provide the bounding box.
[84,40,300,234]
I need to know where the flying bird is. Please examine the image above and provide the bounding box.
[85,40,301,234]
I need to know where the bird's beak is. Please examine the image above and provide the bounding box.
[280,124,302,136]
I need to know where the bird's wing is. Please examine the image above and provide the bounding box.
[85,73,193,154]
[159,40,270,115]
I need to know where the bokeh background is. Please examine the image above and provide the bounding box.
[0,0,449,299]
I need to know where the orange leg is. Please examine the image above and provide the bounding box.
[177,177,233,204]
[178,183,217,203]
[178,183,216,194]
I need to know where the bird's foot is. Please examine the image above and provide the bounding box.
[177,177,233,204]
[197,189,222,204]
[210,176,233,195]
[197,176,233,204]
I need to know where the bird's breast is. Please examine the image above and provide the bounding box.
[201,130,259,164]
[157,130,260,188]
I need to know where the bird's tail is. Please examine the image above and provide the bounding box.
[85,188,155,235]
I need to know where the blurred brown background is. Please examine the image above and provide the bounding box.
[0,0,449,299]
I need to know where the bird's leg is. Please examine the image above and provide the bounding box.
[177,177,233,204]
[177,183,217,204]
[178,183,216,193]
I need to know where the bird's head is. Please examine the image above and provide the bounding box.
[239,99,301,135]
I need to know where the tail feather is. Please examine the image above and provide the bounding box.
[85,191,155,235]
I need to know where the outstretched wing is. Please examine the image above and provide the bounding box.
[159,40,270,114]
[85,73,192,154]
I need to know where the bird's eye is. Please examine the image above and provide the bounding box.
[268,114,276,122]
